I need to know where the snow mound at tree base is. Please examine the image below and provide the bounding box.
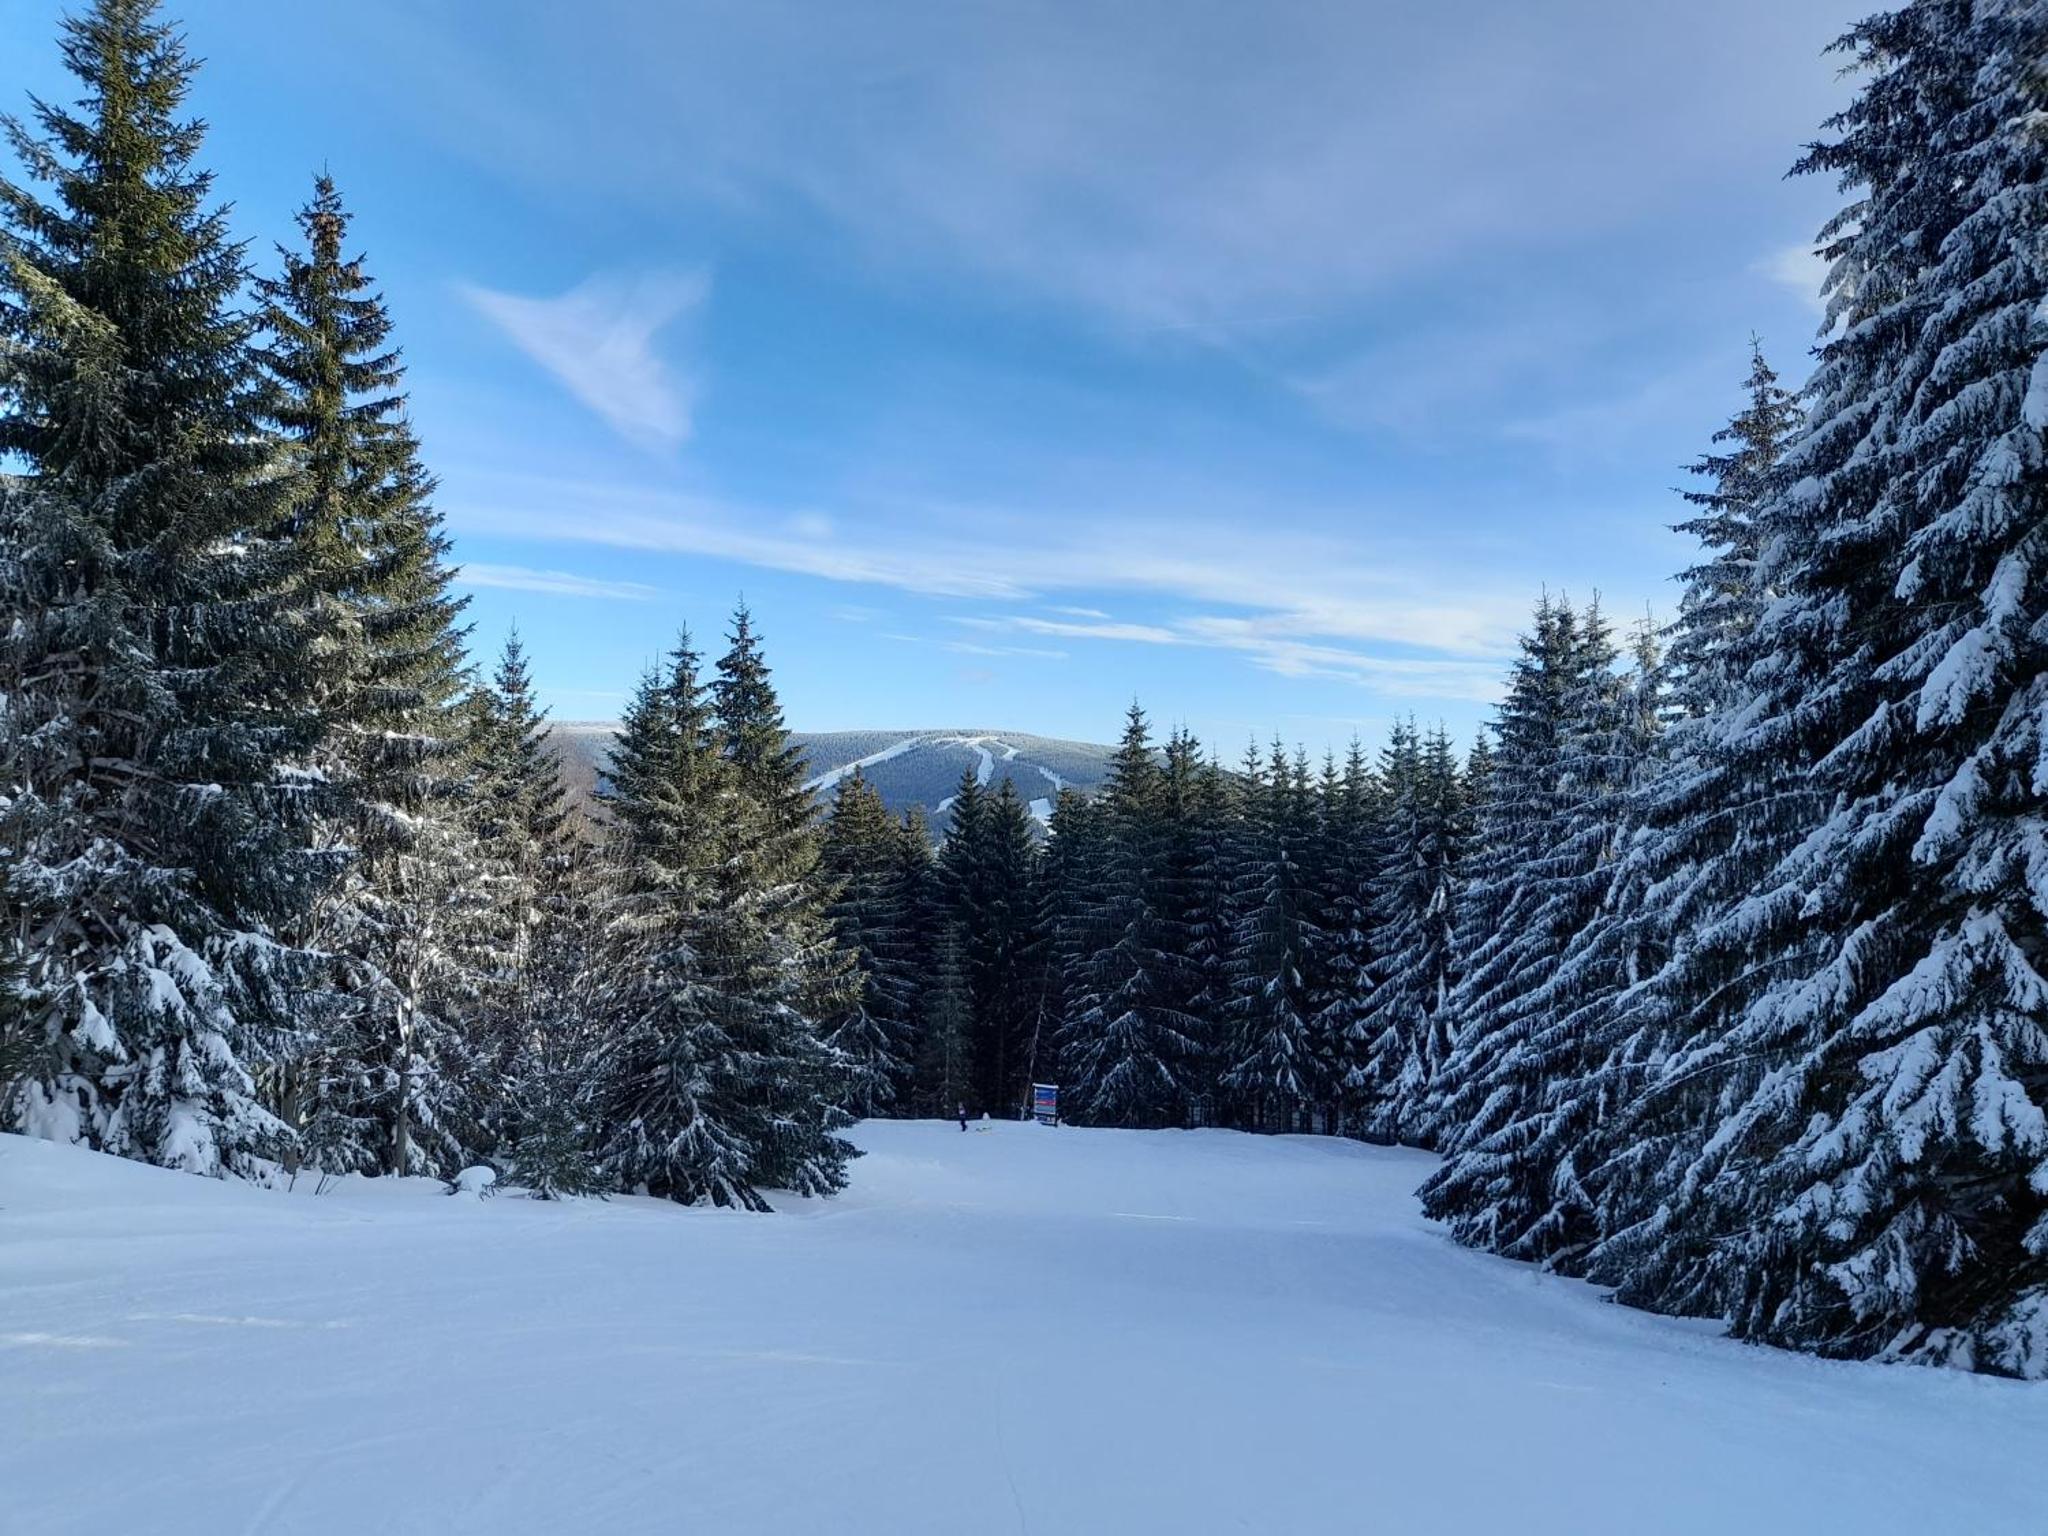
[2,1124,2041,1535]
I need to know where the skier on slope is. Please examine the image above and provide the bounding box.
[958,1102,968,1132]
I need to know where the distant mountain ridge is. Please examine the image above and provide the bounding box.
[544,725,1119,837]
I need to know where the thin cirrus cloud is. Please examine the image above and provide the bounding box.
[441,470,1545,664]
[454,562,658,601]
[955,613,1507,703]
[952,615,1183,646]
[439,468,1577,708]
[1755,241,1831,315]
[459,271,707,448]
[886,632,1070,662]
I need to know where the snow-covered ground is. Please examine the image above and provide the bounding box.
[3,1122,2041,1535]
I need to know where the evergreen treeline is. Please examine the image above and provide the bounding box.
[809,0,2048,1378]
[4,0,2047,1380]
[0,0,850,1210]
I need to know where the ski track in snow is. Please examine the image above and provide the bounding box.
[5,1123,2039,1536]
[933,735,999,787]
[802,735,929,794]
[803,733,1076,824]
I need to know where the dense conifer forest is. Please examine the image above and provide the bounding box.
[4,0,2047,1378]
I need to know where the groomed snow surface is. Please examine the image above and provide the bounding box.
[4,1123,2041,1535]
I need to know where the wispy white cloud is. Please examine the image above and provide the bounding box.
[1755,241,1830,314]
[954,615,1182,645]
[1173,617,1506,700]
[957,611,1507,703]
[460,271,706,448]
[444,470,1539,659]
[884,630,1070,662]
[455,561,658,601]
[947,641,1070,661]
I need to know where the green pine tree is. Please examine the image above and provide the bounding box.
[257,172,476,1178]
[938,772,1043,1116]
[0,0,325,1174]
[1222,741,1327,1130]
[913,926,974,1118]
[594,627,854,1208]
[469,631,586,1158]
[1059,704,1199,1127]
[820,770,919,1115]
[591,638,760,1204]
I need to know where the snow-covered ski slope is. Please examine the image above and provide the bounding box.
[3,1122,2040,1535]
[546,724,1112,835]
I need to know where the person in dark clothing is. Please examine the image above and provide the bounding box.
[958,1103,968,1132]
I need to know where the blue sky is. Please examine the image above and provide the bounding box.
[1,0,1862,751]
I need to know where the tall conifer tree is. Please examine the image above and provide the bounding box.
[1059,705,1199,1126]
[1620,2,2048,1373]
[256,174,475,1177]
[593,633,851,1207]
[1421,599,1621,1226]
[939,771,1042,1115]
[468,632,586,1167]
[0,0,324,1173]
[1314,740,1379,1131]
[821,770,918,1115]
[705,607,856,1194]
[1222,741,1326,1130]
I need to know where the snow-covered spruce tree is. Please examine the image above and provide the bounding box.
[711,600,851,1060]
[1222,741,1327,1132]
[256,174,479,1178]
[594,634,850,1208]
[0,0,328,1175]
[468,634,577,1041]
[0,841,41,1103]
[1176,750,1243,1117]
[1421,615,1659,1263]
[1668,342,1806,720]
[706,604,857,1189]
[713,601,827,907]
[590,641,754,1203]
[1618,2,2048,1375]
[1059,705,1200,1127]
[820,770,918,1115]
[1540,350,1803,1298]
[887,804,938,1083]
[1314,739,1380,1134]
[1353,719,1428,1140]
[937,769,1043,1115]
[1418,596,1622,1236]
[468,631,591,1181]
[1041,785,1110,1097]
[1422,606,1574,1160]
[1154,730,1229,1110]
[1381,726,1471,1143]
[912,924,974,1117]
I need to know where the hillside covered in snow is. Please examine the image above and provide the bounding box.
[547,724,1118,833]
[3,1122,2040,1536]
